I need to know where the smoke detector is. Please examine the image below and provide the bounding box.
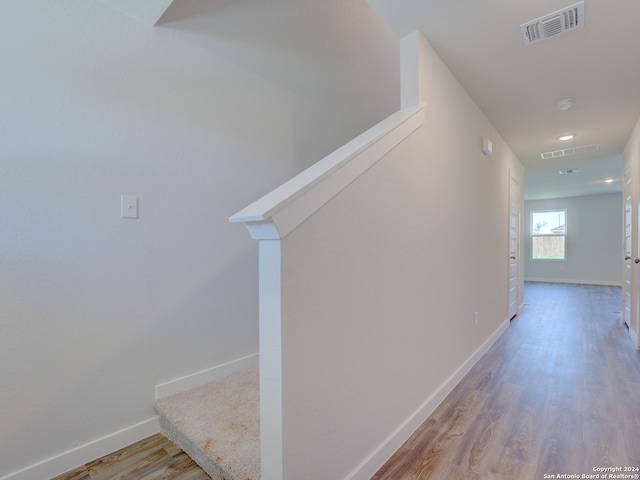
[556,98,575,110]
[521,2,585,45]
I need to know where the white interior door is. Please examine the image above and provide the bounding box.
[623,170,632,328]
[508,173,520,320]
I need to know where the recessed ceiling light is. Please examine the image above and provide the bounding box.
[556,98,575,111]
[604,178,614,183]
[558,134,576,141]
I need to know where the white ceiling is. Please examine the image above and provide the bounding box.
[368,0,639,200]
[101,0,640,200]
[98,0,175,25]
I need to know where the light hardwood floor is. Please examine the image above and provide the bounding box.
[51,282,639,479]
[50,433,209,480]
[373,282,640,479]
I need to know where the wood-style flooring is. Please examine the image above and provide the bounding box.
[51,282,639,479]
[50,433,209,480]
[373,282,640,479]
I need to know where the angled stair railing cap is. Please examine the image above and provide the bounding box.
[229,105,425,240]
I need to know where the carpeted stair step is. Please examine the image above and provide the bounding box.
[154,367,260,480]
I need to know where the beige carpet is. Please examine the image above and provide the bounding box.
[154,367,260,480]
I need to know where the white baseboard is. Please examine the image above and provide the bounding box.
[629,326,639,350]
[344,318,510,480]
[525,277,622,287]
[2,354,261,480]
[155,352,259,399]
[0,417,159,480]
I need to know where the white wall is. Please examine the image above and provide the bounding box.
[275,33,523,479]
[524,194,623,286]
[0,1,399,477]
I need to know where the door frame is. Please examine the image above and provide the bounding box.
[623,166,632,328]
[624,154,640,349]
[508,170,522,320]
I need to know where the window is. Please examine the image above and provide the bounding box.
[531,209,566,260]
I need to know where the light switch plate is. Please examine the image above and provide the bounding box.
[121,195,138,219]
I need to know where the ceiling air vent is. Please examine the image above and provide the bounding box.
[540,144,599,159]
[559,169,580,175]
[521,2,584,45]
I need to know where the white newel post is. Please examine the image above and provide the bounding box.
[257,238,283,479]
